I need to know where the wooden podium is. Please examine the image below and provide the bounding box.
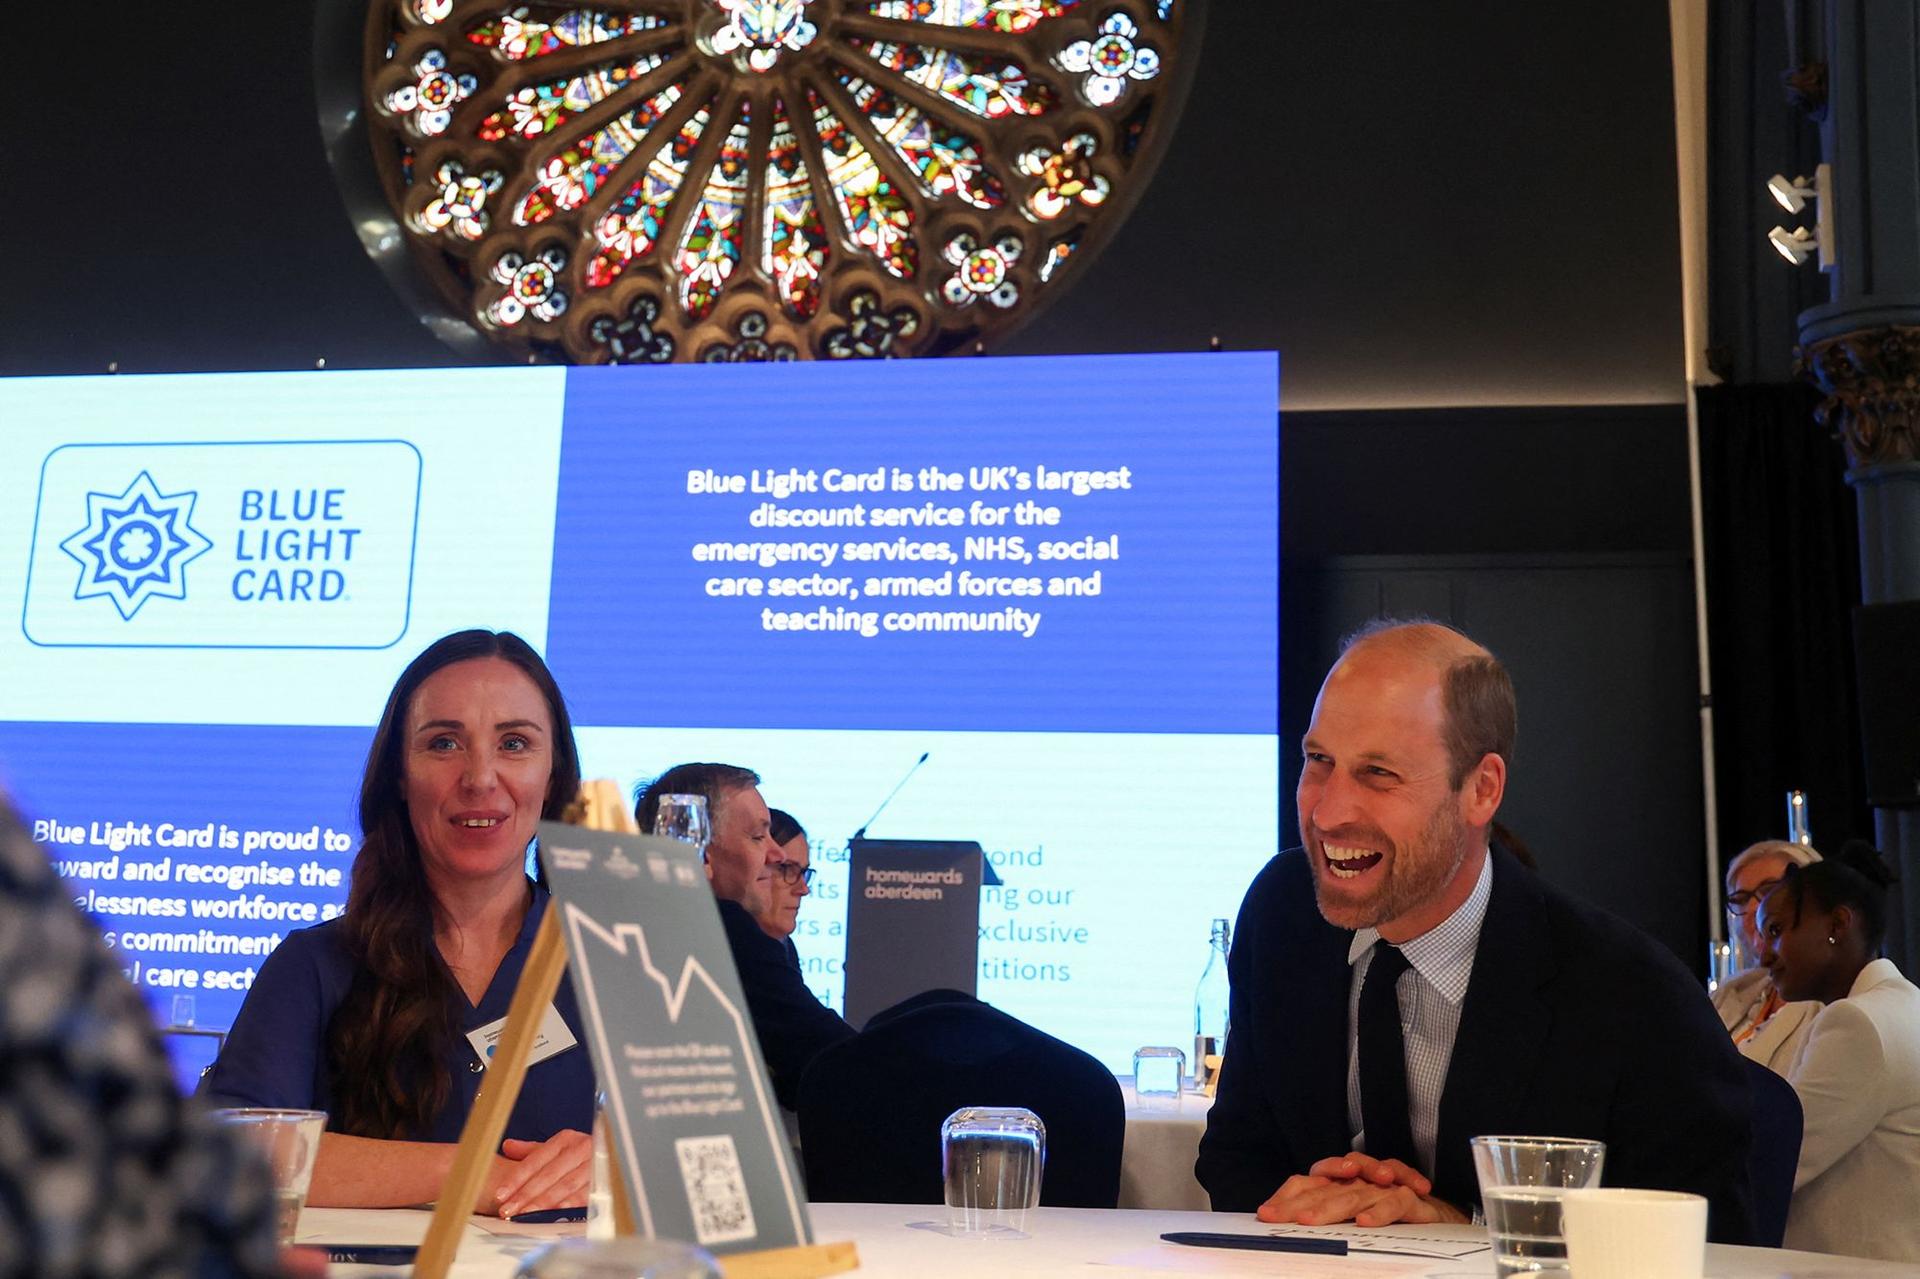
[411,781,857,1279]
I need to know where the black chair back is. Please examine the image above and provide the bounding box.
[159,1027,226,1097]
[1740,1056,1803,1248]
[796,996,1124,1207]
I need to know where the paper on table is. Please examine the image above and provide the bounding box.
[472,1218,582,1240]
[1097,1243,1433,1276]
[294,1207,448,1246]
[1259,1224,1490,1259]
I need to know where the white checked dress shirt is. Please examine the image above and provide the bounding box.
[1345,851,1494,1177]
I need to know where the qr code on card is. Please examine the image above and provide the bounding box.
[675,1134,756,1245]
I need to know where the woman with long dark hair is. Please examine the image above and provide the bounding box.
[1756,841,1920,1262]
[207,629,594,1216]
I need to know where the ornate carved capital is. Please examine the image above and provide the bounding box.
[1800,325,1920,468]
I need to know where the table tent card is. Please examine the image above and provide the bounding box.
[843,839,987,1028]
[538,821,812,1255]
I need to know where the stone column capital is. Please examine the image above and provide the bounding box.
[1800,324,1920,468]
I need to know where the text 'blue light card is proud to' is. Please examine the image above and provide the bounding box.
[537,823,812,1255]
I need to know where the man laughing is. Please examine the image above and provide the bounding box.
[1195,621,1756,1243]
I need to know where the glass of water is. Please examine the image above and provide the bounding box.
[214,1108,328,1247]
[941,1106,1045,1238]
[515,1236,721,1279]
[1706,940,1739,995]
[1132,1046,1186,1105]
[587,1090,616,1241]
[1469,1135,1605,1277]
[652,793,710,855]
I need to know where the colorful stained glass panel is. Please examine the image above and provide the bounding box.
[840,75,1004,209]
[478,52,671,141]
[705,0,820,72]
[1038,226,1080,281]
[807,87,917,279]
[587,103,711,287]
[866,0,1076,33]
[467,8,665,60]
[675,104,753,318]
[1057,11,1159,106]
[762,99,831,320]
[850,39,1054,119]
[512,82,685,225]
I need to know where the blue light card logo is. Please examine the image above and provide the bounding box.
[22,441,422,650]
[57,471,214,620]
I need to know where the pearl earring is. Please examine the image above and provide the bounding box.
[1827,935,1838,946]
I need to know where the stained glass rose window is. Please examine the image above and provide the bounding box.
[328,0,1195,361]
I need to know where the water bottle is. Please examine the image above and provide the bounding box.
[1786,789,1812,847]
[1192,917,1231,1089]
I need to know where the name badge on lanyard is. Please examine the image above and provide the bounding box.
[465,1003,578,1071]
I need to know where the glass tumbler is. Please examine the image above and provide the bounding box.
[1469,1135,1606,1278]
[515,1237,721,1279]
[1131,1046,1186,1104]
[941,1106,1045,1238]
[214,1108,328,1248]
[652,793,711,855]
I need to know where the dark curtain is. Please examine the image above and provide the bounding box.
[1697,383,1870,868]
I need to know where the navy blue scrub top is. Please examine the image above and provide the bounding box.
[205,883,595,1143]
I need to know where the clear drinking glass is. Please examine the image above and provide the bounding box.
[214,1108,328,1247]
[588,1090,615,1241]
[1469,1135,1606,1278]
[941,1106,1045,1238]
[515,1237,722,1279]
[652,793,711,855]
[1132,1046,1186,1103]
[1706,939,1738,994]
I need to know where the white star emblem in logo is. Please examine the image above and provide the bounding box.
[59,471,213,620]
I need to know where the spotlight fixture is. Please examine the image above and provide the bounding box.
[1768,225,1818,265]
[1763,162,1834,270]
[1767,173,1817,213]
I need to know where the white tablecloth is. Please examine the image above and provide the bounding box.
[1119,1078,1215,1211]
[300,1204,1920,1278]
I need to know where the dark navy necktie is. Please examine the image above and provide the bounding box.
[1358,942,1419,1171]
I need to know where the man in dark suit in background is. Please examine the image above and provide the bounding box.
[636,763,852,1108]
[1196,621,1755,1242]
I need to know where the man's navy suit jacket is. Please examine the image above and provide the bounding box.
[1195,846,1757,1244]
[717,899,854,1109]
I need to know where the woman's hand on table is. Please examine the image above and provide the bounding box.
[488,1129,592,1219]
[282,1246,331,1278]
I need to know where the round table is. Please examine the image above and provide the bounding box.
[301,1203,1920,1277]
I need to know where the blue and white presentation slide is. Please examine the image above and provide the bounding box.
[0,352,1279,1073]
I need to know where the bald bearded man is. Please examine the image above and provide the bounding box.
[1195,621,1756,1243]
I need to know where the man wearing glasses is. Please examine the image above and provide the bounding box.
[1717,839,1823,1071]
[636,764,852,1109]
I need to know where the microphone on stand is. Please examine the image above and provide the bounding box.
[851,751,930,841]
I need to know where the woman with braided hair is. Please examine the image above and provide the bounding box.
[1756,841,1920,1262]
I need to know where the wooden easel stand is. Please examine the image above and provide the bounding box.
[412,783,858,1278]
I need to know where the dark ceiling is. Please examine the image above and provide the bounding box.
[2,2,1686,408]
